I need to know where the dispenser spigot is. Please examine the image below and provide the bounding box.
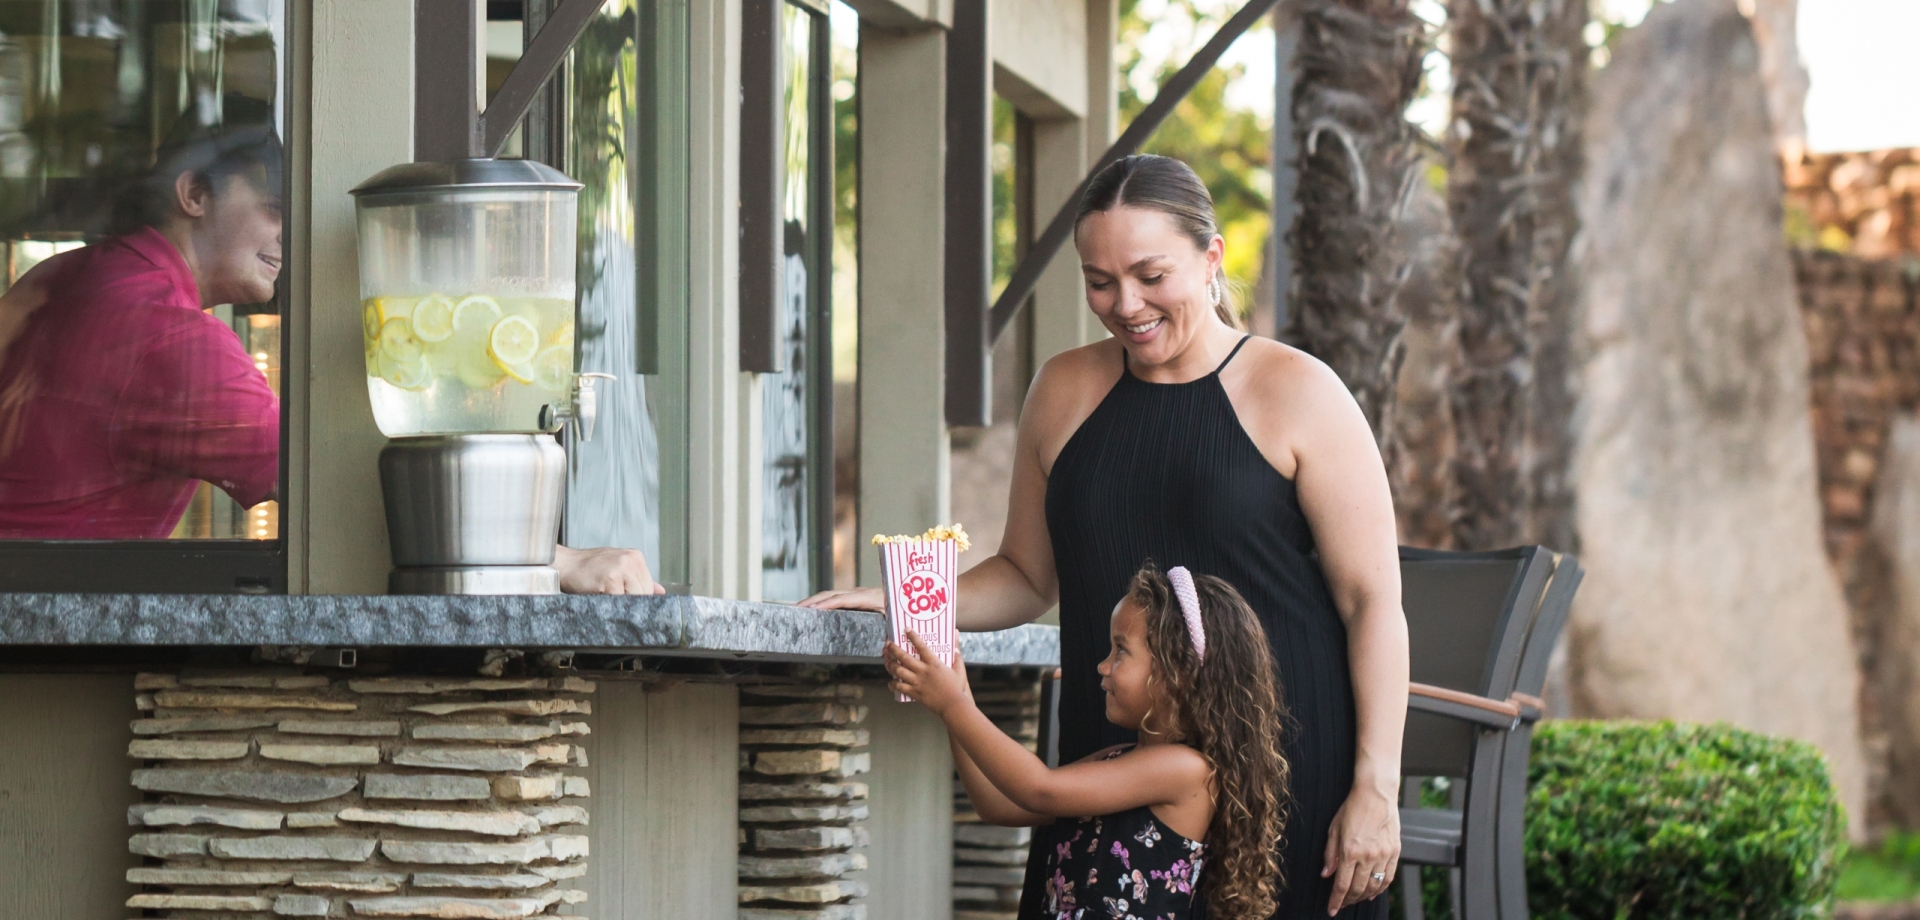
[540,372,616,442]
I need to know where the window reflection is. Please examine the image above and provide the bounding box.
[762,1,828,602]
[829,0,856,589]
[0,1,284,541]
[560,0,692,587]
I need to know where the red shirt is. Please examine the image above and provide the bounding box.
[0,229,279,538]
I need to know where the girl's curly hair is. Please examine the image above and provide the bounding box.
[1129,563,1289,919]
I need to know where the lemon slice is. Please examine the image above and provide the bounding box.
[548,321,575,348]
[411,294,455,342]
[488,315,540,369]
[378,318,423,363]
[531,345,573,392]
[379,353,430,390]
[362,300,382,342]
[453,295,503,340]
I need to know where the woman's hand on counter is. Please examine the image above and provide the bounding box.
[554,544,666,595]
[798,586,884,612]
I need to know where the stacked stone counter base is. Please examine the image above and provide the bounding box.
[125,671,594,918]
[953,674,1044,920]
[737,683,871,920]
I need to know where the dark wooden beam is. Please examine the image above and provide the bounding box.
[415,0,484,160]
[482,0,603,156]
[739,0,785,373]
[945,0,993,426]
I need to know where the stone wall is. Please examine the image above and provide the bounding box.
[124,671,594,918]
[737,682,873,920]
[1797,250,1920,829]
[1785,149,1920,259]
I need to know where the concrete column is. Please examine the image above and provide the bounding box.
[583,681,739,919]
[857,26,951,584]
[1084,0,1119,161]
[859,690,954,920]
[297,0,415,593]
[1029,116,1093,363]
[0,676,139,912]
[688,0,749,599]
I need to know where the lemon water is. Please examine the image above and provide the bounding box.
[363,293,575,437]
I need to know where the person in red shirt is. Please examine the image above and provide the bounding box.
[0,116,665,593]
[0,123,283,539]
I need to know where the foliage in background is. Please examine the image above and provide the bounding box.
[566,3,636,307]
[1527,721,1845,920]
[830,3,859,382]
[1118,0,1274,312]
[1838,831,1920,903]
[991,96,1020,299]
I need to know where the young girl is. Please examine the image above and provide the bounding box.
[887,563,1290,920]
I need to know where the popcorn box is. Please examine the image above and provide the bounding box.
[879,537,959,702]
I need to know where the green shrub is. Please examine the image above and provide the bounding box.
[1525,721,1846,920]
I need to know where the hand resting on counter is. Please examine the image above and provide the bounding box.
[798,586,882,612]
[554,545,665,595]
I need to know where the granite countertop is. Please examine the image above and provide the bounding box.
[0,593,1059,668]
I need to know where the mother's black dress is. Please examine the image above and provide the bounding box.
[1017,338,1383,920]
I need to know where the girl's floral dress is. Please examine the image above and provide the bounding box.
[1041,747,1207,919]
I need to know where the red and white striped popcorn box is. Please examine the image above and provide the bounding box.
[879,537,959,702]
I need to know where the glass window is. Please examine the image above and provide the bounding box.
[537,0,691,590]
[829,0,856,589]
[0,1,287,543]
[760,0,832,602]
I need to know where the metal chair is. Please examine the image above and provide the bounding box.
[1491,553,1582,920]
[1394,546,1560,920]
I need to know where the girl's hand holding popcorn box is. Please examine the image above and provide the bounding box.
[872,524,970,702]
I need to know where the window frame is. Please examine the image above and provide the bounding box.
[0,0,296,594]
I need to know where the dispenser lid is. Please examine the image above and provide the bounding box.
[351,158,583,197]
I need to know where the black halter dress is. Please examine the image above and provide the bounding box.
[1020,337,1383,920]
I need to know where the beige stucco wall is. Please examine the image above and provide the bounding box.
[859,690,957,920]
[0,675,141,912]
[992,0,1089,119]
[857,23,954,585]
[292,0,412,595]
[579,681,740,918]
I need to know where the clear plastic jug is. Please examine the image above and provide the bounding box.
[351,160,581,438]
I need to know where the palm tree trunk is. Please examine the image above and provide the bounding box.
[1443,0,1588,551]
[1284,0,1428,466]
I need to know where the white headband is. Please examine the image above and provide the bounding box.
[1168,566,1206,662]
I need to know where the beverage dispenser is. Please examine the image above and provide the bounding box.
[351,159,604,594]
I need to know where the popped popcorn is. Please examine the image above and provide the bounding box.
[871,522,972,553]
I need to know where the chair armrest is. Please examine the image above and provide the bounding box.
[1408,682,1522,730]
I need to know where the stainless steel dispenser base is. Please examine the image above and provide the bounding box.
[390,565,560,596]
[379,434,567,596]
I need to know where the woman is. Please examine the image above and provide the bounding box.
[0,121,284,538]
[805,154,1408,918]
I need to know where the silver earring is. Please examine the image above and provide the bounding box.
[1208,278,1223,306]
